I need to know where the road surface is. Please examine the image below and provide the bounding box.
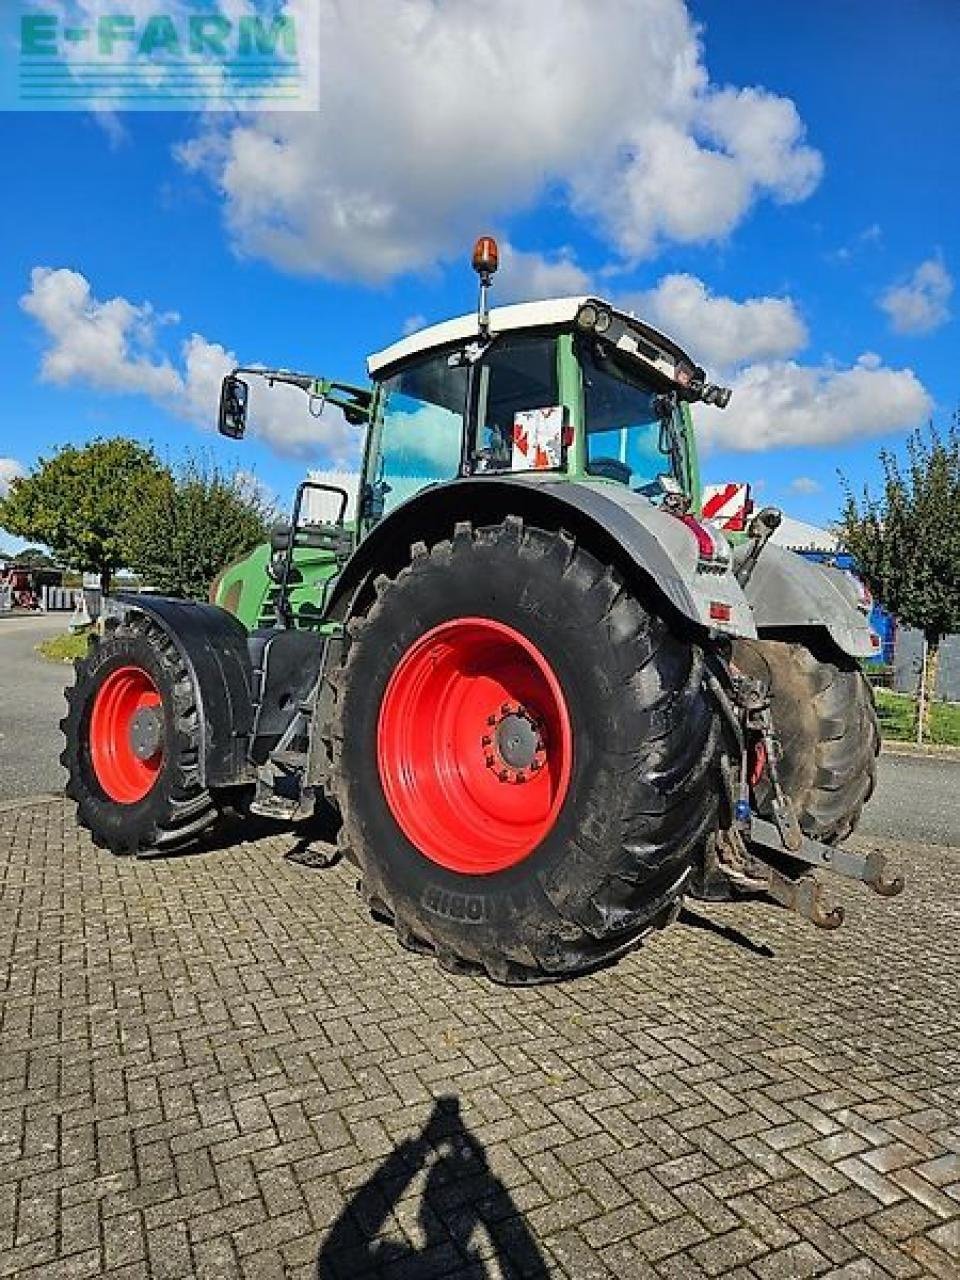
[0,613,957,847]
[0,613,70,802]
[858,751,960,846]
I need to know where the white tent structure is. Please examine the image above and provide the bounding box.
[770,515,839,554]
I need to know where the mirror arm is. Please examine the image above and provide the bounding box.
[231,367,374,422]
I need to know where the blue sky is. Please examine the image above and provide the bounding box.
[1,0,958,552]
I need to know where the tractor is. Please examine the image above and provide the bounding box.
[62,238,901,984]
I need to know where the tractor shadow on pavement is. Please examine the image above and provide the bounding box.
[678,905,775,958]
[315,1095,550,1279]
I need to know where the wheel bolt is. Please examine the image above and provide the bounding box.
[487,714,497,726]
[530,760,541,772]
[481,735,492,746]
[485,754,495,767]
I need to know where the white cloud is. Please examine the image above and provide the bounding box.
[496,243,592,303]
[20,267,182,399]
[627,273,807,370]
[789,476,822,494]
[402,314,427,336]
[0,459,26,500]
[586,88,822,261]
[20,267,359,464]
[178,0,822,281]
[879,255,953,335]
[696,353,933,451]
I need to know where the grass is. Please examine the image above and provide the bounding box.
[872,687,960,747]
[37,629,91,663]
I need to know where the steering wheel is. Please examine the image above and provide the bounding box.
[587,457,632,485]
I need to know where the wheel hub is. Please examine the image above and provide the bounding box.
[483,703,545,782]
[129,707,163,761]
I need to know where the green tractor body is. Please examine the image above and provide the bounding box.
[62,246,899,984]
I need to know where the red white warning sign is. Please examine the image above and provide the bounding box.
[701,482,753,532]
[512,406,564,471]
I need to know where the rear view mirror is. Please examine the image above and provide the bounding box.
[218,375,249,439]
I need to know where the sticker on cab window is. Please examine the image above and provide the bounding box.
[512,406,564,471]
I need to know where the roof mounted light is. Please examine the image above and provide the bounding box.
[594,307,612,333]
[471,235,499,337]
[576,302,598,330]
[472,236,499,277]
[701,383,733,409]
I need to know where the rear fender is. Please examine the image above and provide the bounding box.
[109,594,256,786]
[325,477,757,639]
[743,545,879,658]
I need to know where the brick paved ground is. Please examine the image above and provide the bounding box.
[0,799,957,1280]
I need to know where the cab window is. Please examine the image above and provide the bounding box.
[372,352,468,515]
[473,334,560,471]
[581,340,679,490]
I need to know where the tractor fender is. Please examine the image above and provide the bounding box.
[742,544,878,658]
[108,594,257,786]
[325,477,757,639]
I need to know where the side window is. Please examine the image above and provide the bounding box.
[474,335,560,471]
[374,353,468,515]
[581,341,675,490]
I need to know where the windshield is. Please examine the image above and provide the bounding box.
[372,351,468,515]
[581,339,679,490]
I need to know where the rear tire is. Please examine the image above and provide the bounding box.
[737,636,879,845]
[331,518,722,984]
[61,614,223,854]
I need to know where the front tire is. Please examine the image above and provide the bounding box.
[62,614,223,854]
[331,518,723,984]
[737,636,880,845]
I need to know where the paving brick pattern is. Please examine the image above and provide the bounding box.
[0,798,957,1279]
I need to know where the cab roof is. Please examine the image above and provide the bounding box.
[365,294,732,408]
[367,296,590,375]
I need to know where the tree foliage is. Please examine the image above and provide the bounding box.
[839,419,960,647]
[126,454,273,600]
[11,547,60,568]
[0,438,166,592]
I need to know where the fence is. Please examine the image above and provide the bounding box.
[41,585,81,612]
[893,629,960,703]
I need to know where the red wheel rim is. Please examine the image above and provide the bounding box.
[89,666,164,804]
[377,618,573,874]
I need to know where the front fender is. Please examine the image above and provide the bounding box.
[744,545,879,658]
[108,594,256,786]
[325,477,757,639]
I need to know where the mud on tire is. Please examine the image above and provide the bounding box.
[737,636,880,845]
[62,613,222,854]
[330,518,723,985]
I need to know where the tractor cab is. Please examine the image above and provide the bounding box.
[218,238,732,533]
[357,239,731,526]
[213,238,740,632]
[362,294,731,526]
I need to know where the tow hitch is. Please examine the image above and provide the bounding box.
[748,817,905,929]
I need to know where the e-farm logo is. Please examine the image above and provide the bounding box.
[3,4,319,112]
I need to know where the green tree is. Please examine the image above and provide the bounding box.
[126,454,272,601]
[840,419,960,742]
[0,438,167,593]
[12,547,60,568]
